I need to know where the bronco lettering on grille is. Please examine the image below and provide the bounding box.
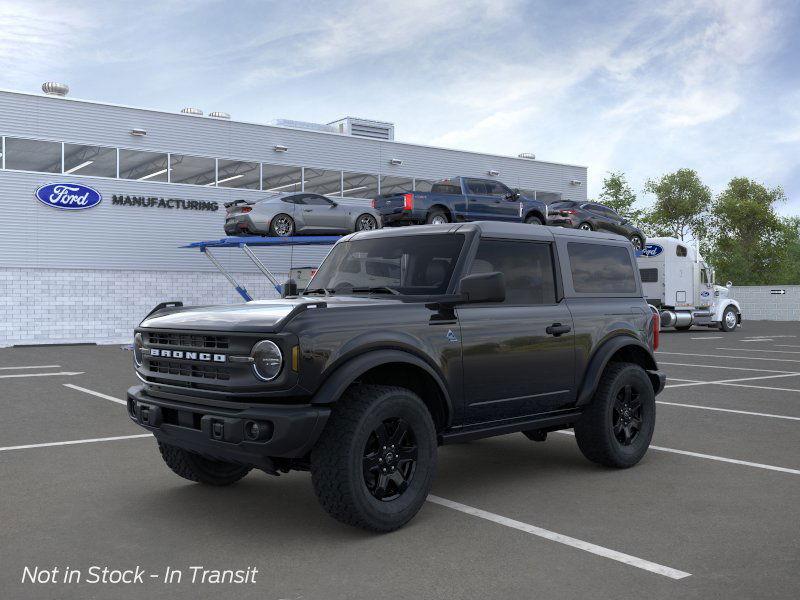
[148,348,226,362]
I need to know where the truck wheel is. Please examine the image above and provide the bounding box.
[525,215,543,225]
[426,209,449,225]
[574,363,655,468]
[720,307,738,332]
[310,384,437,532]
[269,214,295,237]
[157,442,252,486]
[578,222,593,231]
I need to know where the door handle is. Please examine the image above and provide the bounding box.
[546,323,571,337]
[303,209,313,212]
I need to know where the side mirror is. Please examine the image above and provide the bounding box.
[458,272,505,304]
[329,201,338,208]
[281,279,298,298]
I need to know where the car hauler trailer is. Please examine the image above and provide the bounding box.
[637,237,742,332]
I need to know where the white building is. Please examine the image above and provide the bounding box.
[0,85,587,346]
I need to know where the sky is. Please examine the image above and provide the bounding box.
[1,0,799,213]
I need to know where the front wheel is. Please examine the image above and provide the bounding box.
[574,363,655,468]
[311,384,437,532]
[269,213,295,237]
[578,222,593,231]
[525,215,543,225]
[158,442,252,486]
[630,235,645,251]
[720,307,738,332]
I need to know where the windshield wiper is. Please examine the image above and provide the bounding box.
[303,287,335,296]
[350,286,400,295]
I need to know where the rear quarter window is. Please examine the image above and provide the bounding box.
[567,242,638,294]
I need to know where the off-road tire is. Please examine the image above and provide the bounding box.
[525,215,543,225]
[310,384,437,532]
[158,442,252,486]
[719,306,738,332]
[269,213,295,237]
[574,363,655,468]
[426,209,449,225]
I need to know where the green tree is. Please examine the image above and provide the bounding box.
[705,177,792,285]
[599,171,642,224]
[642,169,711,241]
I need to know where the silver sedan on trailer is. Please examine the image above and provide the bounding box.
[224,192,382,237]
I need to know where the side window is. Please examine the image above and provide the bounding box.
[304,195,334,206]
[465,179,489,195]
[568,243,638,294]
[485,181,511,197]
[430,180,462,194]
[282,195,303,204]
[676,245,688,257]
[469,240,556,305]
[639,268,659,283]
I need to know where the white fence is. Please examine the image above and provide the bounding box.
[731,286,800,322]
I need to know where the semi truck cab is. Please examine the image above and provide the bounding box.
[637,237,742,332]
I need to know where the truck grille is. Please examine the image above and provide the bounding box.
[148,359,230,381]
[146,332,230,350]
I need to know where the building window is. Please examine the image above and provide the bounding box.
[4,138,61,173]
[341,171,378,198]
[170,154,216,186]
[414,178,436,192]
[262,163,302,193]
[304,168,342,196]
[119,149,169,182]
[217,159,260,189]
[379,175,413,195]
[63,144,117,177]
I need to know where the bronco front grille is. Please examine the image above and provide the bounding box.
[146,332,230,350]
[147,359,231,381]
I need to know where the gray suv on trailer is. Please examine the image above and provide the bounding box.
[128,222,665,531]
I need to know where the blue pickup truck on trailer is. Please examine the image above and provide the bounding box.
[372,177,548,226]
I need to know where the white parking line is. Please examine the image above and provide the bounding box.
[659,362,797,374]
[690,336,723,340]
[64,384,126,405]
[657,351,800,364]
[0,371,84,379]
[557,431,800,476]
[665,372,800,389]
[717,382,800,394]
[716,348,800,355]
[740,338,774,342]
[656,401,800,421]
[0,365,61,370]
[426,495,691,579]
[0,434,151,453]
[776,344,800,349]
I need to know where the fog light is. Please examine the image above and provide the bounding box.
[245,421,260,440]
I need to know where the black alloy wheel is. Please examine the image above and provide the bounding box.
[356,214,378,231]
[362,417,418,501]
[612,384,642,446]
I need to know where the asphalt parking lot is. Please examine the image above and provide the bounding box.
[2,321,799,600]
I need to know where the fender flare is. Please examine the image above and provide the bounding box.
[576,335,657,406]
[714,299,741,322]
[524,209,546,223]
[310,349,453,422]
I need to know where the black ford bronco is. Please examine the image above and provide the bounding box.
[128,222,665,531]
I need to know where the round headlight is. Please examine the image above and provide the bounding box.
[251,340,283,381]
[133,333,144,367]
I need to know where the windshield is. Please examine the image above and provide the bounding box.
[305,234,465,296]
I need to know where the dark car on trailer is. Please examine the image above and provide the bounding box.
[547,200,646,250]
[128,222,664,532]
[372,176,548,227]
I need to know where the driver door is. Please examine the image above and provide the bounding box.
[298,195,347,232]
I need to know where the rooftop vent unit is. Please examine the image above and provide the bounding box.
[209,111,230,119]
[518,152,536,160]
[269,119,337,134]
[42,82,69,97]
[328,117,395,141]
[180,107,203,116]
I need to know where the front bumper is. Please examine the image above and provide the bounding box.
[127,385,330,466]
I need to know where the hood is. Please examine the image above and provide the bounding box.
[714,285,731,298]
[139,295,402,332]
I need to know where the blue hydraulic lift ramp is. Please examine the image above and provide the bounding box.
[183,235,341,301]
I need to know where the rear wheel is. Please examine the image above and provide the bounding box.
[269,213,295,237]
[426,209,449,225]
[311,384,437,532]
[525,215,543,225]
[578,222,593,231]
[720,307,738,332]
[574,363,655,468]
[158,442,251,486]
[355,213,378,231]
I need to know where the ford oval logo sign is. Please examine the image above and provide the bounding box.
[35,183,102,210]
[639,244,663,257]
